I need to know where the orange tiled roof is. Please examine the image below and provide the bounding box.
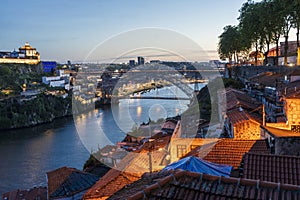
[47,167,75,198]
[242,153,300,185]
[203,139,270,169]
[124,170,300,200]
[224,88,260,111]
[83,168,140,200]
[84,136,171,199]
[46,167,98,199]
[227,108,251,124]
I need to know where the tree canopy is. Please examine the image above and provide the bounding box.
[218,0,300,66]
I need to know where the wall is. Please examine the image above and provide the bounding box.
[230,66,294,81]
[234,120,261,140]
[169,138,219,163]
[0,58,40,64]
[275,137,300,156]
[285,99,300,127]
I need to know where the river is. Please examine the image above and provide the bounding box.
[0,84,202,195]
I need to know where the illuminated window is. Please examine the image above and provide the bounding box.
[190,145,200,151]
[177,145,187,158]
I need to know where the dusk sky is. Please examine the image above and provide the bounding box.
[0,0,260,63]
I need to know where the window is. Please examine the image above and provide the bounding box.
[177,145,187,158]
[190,145,199,151]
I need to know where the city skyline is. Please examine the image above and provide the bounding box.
[0,0,273,63]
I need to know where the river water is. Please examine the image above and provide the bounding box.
[0,84,202,195]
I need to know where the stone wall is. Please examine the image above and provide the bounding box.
[234,120,261,140]
[275,137,300,156]
[229,66,294,80]
[285,99,300,128]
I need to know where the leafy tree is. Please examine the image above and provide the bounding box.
[291,0,300,47]
[273,0,294,65]
[238,0,263,66]
[218,25,248,65]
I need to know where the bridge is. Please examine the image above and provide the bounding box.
[120,96,191,100]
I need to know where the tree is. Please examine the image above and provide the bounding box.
[218,25,248,65]
[273,0,294,65]
[291,0,300,47]
[238,0,263,66]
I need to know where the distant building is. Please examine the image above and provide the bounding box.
[137,56,145,65]
[42,61,56,73]
[42,69,71,89]
[129,60,135,66]
[150,60,160,64]
[0,42,40,64]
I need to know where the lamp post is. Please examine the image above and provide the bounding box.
[158,147,171,165]
[148,139,155,174]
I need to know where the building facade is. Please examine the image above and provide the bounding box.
[0,42,40,64]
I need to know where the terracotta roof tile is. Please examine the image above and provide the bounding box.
[242,153,300,185]
[84,136,171,199]
[227,108,251,124]
[83,169,140,200]
[224,88,260,111]
[203,139,270,169]
[47,167,98,199]
[122,170,300,200]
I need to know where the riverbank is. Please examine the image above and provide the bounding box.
[0,92,73,130]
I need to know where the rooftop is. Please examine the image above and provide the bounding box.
[47,166,99,199]
[202,139,270,169]
[118,170,300,200]
[242,153,300,185]
[249,72,284,88]
[83,169,140,200]
[224,88,260,111]
[84,136,171,200]
[19,42,36,50]
[226,107,260,125]
[263,126,300,138]
[2,187,47,200]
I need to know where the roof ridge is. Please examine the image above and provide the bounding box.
[246,152,300,159]
[127,170,300,200]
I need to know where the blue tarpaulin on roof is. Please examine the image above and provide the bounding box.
[162,156,233,177]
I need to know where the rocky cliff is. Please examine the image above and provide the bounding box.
[0,93,72,130]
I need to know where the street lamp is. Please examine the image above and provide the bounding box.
[158,147,171,165]
[148,139,155,174]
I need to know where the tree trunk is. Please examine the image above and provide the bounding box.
[255,42,258,66]
[284,35,289,66]
[234,52,237,66]
[297,25,300,47]
[264,41,270,65]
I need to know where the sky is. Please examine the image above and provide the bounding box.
[0,0,260,63]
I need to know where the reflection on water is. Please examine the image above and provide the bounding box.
[0,83,204,195]
[76,85,194,152]
[0,117,89,196]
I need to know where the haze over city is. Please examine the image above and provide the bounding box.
[0,0,256,63]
